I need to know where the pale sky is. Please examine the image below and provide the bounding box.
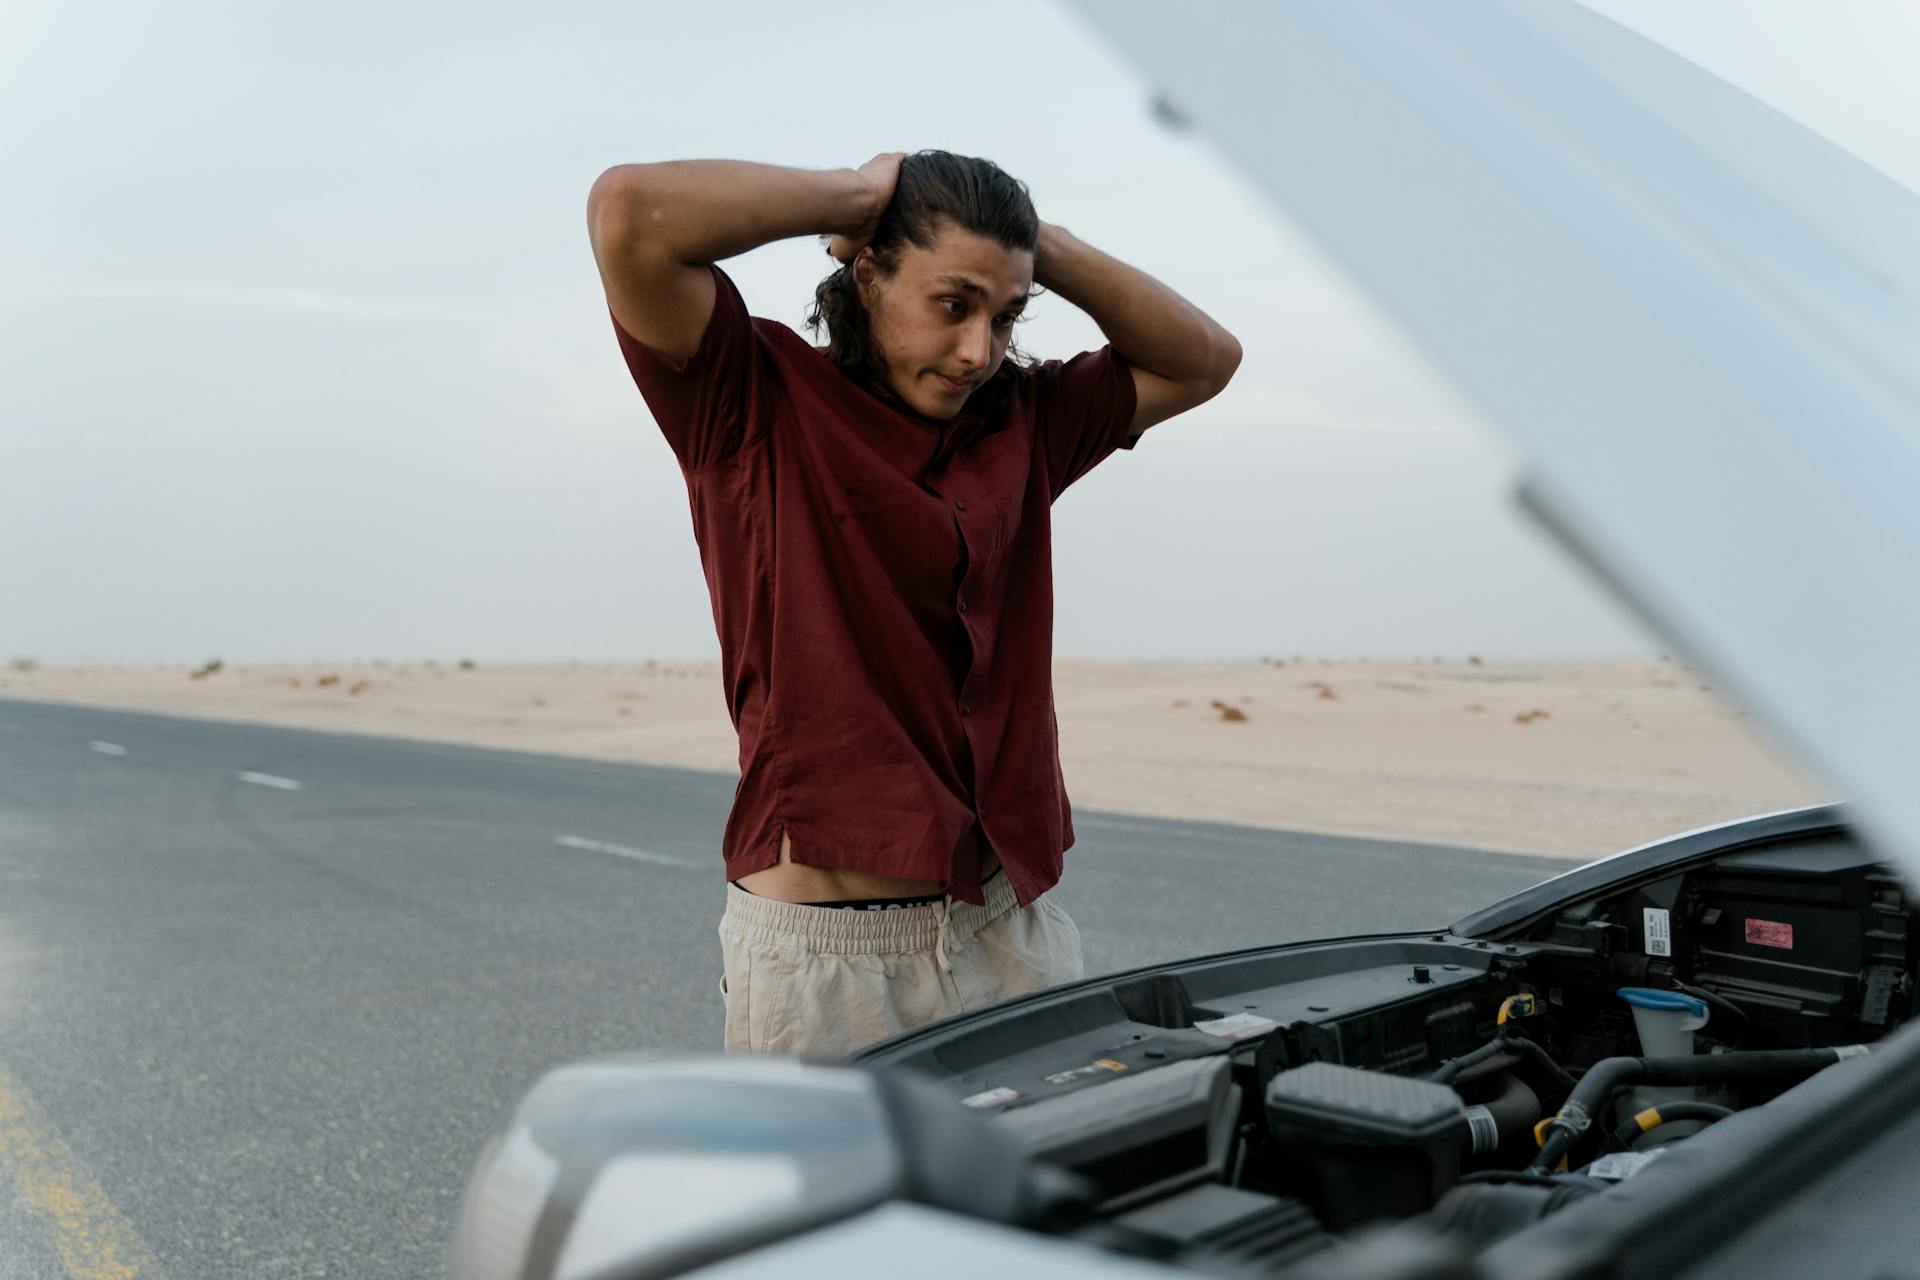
[5,1,1917,664]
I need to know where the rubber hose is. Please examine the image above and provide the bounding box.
[1609,1100,1735,1148]
[1529,1045,1865,1173]
[1429,1037,1512,1084]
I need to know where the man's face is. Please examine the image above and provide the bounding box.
[858,220,1035,421]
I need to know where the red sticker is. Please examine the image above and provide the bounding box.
[1745,918,1794,949]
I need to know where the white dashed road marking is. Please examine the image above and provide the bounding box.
[555,835,693,868]
[88,741,128,756]
[236,771,303,790]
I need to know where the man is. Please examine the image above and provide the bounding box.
[587,150,1239,1056]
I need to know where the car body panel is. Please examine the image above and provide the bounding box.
[679,1201,1177,1279]
[1449,802,1846,938]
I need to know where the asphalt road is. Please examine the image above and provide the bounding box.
[0,698,1572,1278]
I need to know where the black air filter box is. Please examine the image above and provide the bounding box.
[1265,1061,1465,1230]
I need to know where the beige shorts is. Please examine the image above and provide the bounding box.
[717,872,1086,1059]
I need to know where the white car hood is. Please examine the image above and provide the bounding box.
[1064,0,1920,885]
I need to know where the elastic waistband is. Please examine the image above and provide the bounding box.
[721,871,1022,954]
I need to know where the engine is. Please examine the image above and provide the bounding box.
[958,832,1916,1274]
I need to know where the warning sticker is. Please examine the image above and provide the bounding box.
[1585,1149,1668,1182]
[1745,918,1794,949]
[1042,1059,1129,1087]
[1643,908,1672,958]
[960,1087,1023,1109]
[1194,1012,1280,1041]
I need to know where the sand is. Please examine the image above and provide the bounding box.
[0,657,1831,859]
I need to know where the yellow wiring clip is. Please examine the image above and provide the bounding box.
[1497,993,1538,1025]
[1633,1107,1664,1134]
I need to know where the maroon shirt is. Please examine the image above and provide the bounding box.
[612,265,1140,907]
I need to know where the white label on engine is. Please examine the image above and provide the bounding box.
[1194,1012,1280,1040]
[1586,1149,1668,1182]
[961,1087,1023,1109]
[1644,907,1672,957]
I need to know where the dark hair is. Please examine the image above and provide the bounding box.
[806,150,1040,402]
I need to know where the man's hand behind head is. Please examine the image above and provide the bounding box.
[827,151,907,264]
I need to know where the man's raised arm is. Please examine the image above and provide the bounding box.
[586,157,899,362]
[1033,222,1242,435]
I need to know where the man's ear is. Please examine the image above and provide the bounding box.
[853,248,879,302]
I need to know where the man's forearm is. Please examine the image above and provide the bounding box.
[1034,223,1238,385]
[589,160,879,267]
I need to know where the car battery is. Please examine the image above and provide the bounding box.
[1265,1061,1466,1230]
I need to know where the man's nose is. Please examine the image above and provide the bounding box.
[956,318,992,368]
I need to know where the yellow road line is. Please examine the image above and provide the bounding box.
[0,1062,168,1279]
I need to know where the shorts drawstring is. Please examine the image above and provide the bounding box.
[933,894,953,973]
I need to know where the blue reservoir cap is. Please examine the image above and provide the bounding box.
[1616,986,1708,1017]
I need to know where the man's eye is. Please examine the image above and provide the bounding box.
[942,299,966,316]
[994,314,1017,329]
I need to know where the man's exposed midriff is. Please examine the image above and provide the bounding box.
[734,829,1000,903]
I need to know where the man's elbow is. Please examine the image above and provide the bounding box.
[587,165,640,251]
[1202,328,1242,400]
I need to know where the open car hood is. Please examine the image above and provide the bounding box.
[1060,0,1920,891]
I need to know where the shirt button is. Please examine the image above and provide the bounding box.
[955,499,967,510]
[961,701,972,716]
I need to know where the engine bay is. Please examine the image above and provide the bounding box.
[876,827,1917,1274]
